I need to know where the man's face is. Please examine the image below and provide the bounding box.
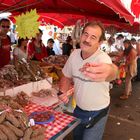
[0,21,10,34]
[48,42,54,48]
[80,25,102,54]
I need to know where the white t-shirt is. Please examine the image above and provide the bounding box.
[62,49,112,111]
[13,47,28,60]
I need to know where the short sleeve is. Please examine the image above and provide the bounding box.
[62,57,72,78]
[62,51,77,78]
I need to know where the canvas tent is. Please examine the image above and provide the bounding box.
[0,0,139,33]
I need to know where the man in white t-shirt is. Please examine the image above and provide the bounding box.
[59,21,118,140]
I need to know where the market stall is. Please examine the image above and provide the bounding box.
[1,0,139,33]
[0,0,139,139]
[24,103,80,140]
[0,66,79,140]
[0,50,77,139]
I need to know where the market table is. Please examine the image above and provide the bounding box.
[24,103,80,140]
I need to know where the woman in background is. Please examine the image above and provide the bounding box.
[27,29,48,61]
[120,39,137,99]
[13,38,28,64]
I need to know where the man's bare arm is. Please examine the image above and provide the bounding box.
[58,73,73,103]
[79,63,118,82]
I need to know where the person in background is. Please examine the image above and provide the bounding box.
[131,38,137,49]
[100,39,110,53]
[62,36,73,56]
[27,29,48,61]
[114,34,124,52]
[53,33,62,55]
[9,29,17,44]
[107,37,120,63]
[119,39,137,99]
[59,21,118,140]
[136,39,140,81]
[46,38,55,56]
[13,38,28,64]
[0,18,11,68]
[107,37,116,53]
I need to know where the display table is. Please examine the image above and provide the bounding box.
[0,77,80,139]
[0,78,52,96]
[24,103,80,140]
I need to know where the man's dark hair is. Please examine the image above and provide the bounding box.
[82,21,106,42]
[66,36,72,43]
[131,38,136,42]
[123,39,131,45]
[0,18,10,25]
[108,37,115,45]
[17,38,28,47]
[116,34,124,39]
[123,39,133,56]
[47,38,54,43]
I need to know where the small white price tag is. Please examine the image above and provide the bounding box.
[29,118,35,126]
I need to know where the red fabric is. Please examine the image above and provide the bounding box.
[28,41,48,61]
[24,103,75,140]
[5,0,131,24]
[131,0,140,19]
[98,0,135,24]
[0,37,11,68]
[38,12,131,29]
[38,13,86,28]
[2,0,140,32]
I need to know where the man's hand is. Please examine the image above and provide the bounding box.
[58,93,69,104]
[58,88,74,104]
[79,62,118,82]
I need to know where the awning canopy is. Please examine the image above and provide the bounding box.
[0,0,139,33]
[98,0,139,25]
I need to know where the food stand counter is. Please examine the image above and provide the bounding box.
[24,103,80,140]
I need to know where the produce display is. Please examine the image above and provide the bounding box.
[29,111,54,124]
[0,53,74,140]
[0,65,18,82]
[0,60,46,90]
[0,95,45,140]
[44,55,68,68]
[15,91,30,107]
[31,89,59,107]
[15,60,46,81]
[32,89,53,98]
[0,79,14,90]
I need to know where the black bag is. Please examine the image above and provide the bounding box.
[85,106,109,129]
